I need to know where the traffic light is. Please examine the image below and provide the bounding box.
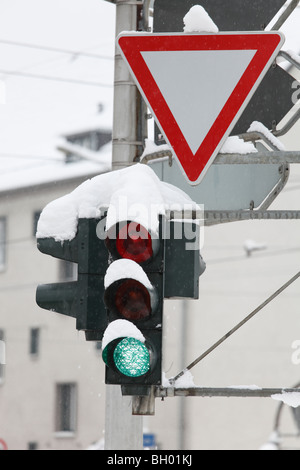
[102,219,165,396]
[101,217,204,396]
[36,216,109,340]
[37,211,205,398]
[164,219,205,299]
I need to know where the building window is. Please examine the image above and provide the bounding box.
[55,383,77,434]
[28,442,38,450]
[29,328,40,357]
[0,217,6,271]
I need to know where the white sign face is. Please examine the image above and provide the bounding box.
[118,32,285,185]
[141,49,256,154]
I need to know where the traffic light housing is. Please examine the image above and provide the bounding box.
[165,218,205,299]
[101,217,204,396]
[102,219,165,396]
[36,217,109,340]
[36,211,205,398]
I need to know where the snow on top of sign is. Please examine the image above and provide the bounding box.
[248,121,286,151]
[219,136,258,155]
[183,5,219,33]
[142,135,258,160]
[228,384,262,390]
[141,138,171,160]
[104,259,153,290]
[36,163,198,242]
[271,391,300,408]
[101,319,145,351]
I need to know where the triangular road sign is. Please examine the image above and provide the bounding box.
[118,32,284,185]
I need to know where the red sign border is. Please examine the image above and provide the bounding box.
[118,32,284,185]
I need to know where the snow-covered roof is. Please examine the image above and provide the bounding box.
[0,0,115,194]
[0,142,112,194]
[59,110,113,138]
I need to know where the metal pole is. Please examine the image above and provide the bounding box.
[178,300,188,450]
[105,385,143,450]
[156,387,300,399]
[112,0,141,170]
[104,0,143,450]
[271,0,300,31]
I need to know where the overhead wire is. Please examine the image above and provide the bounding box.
[205,245,300,265]
[0,68,112,87]
[0,235,299,293]
[170,270,300,385]
[0,153,62,161]
[0,38,114,87]
[0,38,114,61]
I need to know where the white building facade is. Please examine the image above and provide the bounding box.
[0,175,108,450]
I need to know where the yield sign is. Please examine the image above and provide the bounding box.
[118,32,284,185]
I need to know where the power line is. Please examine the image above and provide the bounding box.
[0,38,114,61]
[0,153,62,161]
[0,68,112,88]
[171,270,300,385]
[205,246,300,265]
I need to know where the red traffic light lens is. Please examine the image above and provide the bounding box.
[115,279,151,321]
[116,222,153,264]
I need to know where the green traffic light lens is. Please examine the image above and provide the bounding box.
[113,338,150,378]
